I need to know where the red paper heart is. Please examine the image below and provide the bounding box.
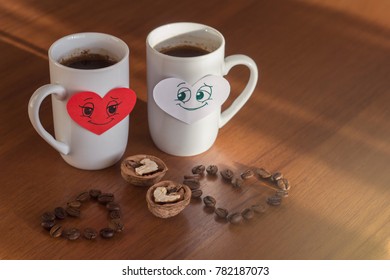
[67,88,136,135]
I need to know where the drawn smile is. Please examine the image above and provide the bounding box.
[176,102,208,111]
[88,118,114,126]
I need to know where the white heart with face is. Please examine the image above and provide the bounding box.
[153,75,230,124]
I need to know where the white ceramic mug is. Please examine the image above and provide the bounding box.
[28,32,136,170]
[146,22,258,156]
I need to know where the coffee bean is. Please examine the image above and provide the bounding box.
[54,207,66,220]
[192,165,205,175]
[220,169,234,181]
[41,211,55,222]
[100,227,115,239]
[280,178,291,190]
[98,193,114,204]
[65,206,81,217]
[106,202,121,211]
[89,189,102,199]
[67,200,81,208]
[241,208,255,220]
[76,191,90,202]
[49,224,63,238]
[206,165,218,175]
[183,178,200,190]
[109,218,124,232]
[232,177,243,188]
[191,189,203,198]
[227,212,242,224]
[276,178,286,189]
[240,169,254,180]
[41,220,55,230]
[215,207,228,219]
[203,196,216,208]
[109,210,121,219]
[83,228,98,240]
[251,202,269,214]
[255,168,272,179]
[267,194,282,206]
[63,228,81,240]
[271,172,283,182]
[276,189,289,198]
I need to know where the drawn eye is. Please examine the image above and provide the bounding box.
[196,84,212,103]
[106,100,119,117]
[80,102,94,118]
[176,87,191,103]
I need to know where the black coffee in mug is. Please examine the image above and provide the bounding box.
[60,52,117,69]
[159,45,210,57]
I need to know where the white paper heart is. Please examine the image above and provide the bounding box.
[153,75,230,124]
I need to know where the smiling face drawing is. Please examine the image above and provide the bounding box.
[67,88,137,135]
[79,96,120,125]
[153,75,230,124]
[175,82,213,111]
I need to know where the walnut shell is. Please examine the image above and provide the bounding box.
[146,181,191,218]
[121,155,168,187]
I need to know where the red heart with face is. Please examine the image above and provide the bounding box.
[67,88,136,135]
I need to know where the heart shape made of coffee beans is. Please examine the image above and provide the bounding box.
[40,189,124,241]
[185,165,291,225]
[153,75,230,124]
[67,88,137,135]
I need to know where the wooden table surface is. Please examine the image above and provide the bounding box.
[1,0,389,260]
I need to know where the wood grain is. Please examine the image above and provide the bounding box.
[0,0,389,260]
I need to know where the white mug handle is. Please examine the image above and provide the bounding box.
[28,84,70,155]
[220,55,258,127]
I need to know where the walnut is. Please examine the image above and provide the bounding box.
[135,158,159,176]
[153,186,182,203]
[121,155,168,187]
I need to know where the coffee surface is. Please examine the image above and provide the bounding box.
[61,53,117,69]
[159,45,210,57]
